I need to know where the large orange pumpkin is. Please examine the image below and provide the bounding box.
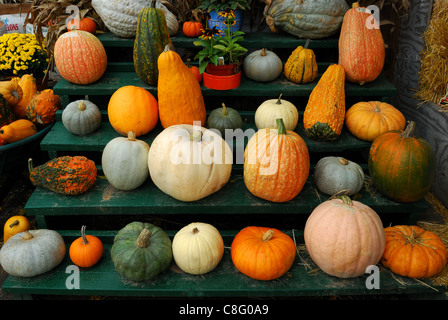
[108,86,159,137]
[54,30,107,85]
[382,225,448,278]
[345,101,406,141]
[338,2,385,85]
[244,118,310,202]
[157,45,206,128]
[231,226,296,280]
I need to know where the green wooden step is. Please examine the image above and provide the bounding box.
[97,31,340,49]
[52,71,396,98]
[2,230,445,299]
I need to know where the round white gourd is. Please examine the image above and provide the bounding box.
[255,94,299,131]
[62,99,102,136]
[102,131,150,191]
[172,222,224,275]
[243,48,283,82]
[0,229,66,277]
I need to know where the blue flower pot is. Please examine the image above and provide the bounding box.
[207,9,243,35]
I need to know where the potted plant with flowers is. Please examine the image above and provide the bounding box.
[193,11,247,90]
[197,0,250,33]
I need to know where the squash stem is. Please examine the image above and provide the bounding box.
[338,158,349,166]
[23,230,33,240]
[78,101,86,111]
[221,103,228,116]
[192,227,199,234]
[260,48,267,56]
[127,131,137,141]
[262,229,274,242]
[276,118,287,135]
[81,225,89,245]
[191,130,203,142]
[28,158,34,173]
[276,93,283,104]
[333,194,353,205]
[9,220,19,228]
[137,228,152,248]
[402,121,416,138]
[353,2,360,8]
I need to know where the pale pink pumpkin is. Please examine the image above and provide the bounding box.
[304,195,386,278]
[54,30,107,85]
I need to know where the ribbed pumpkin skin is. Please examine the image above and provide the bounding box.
[157,45,206,128]
[54,30,107,85]
[338,2,385,85]
[265,0,349,39]
[368,122,436,202]
[111,222,172,282]
[283,46,318,84]
[133,6,172,85]
[303,64,345,141]
[29,156,97,196]
[381,225,448,278]
[244,119,310,202]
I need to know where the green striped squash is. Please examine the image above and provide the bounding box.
[133,2,172,85]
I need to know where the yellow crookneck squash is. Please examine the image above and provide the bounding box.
[157,45,206,128]
[303,64,346,141]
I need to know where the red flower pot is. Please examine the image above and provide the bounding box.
[203,72,241,90]
[205,64,239,76]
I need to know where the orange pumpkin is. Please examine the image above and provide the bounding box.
[26,89,61,126]
[12,74,38,119]
[338,2,385,85]
[182,21,203,37]
[244,118,310,202]
[157,45,206,128]
[3,215,32,243]
[69,225,103,268]
[382,225,448,278]
[108,85,159,137]
[0,81,22,106]
[67,16,97,34]
[54,30,107,85]
[186,59,202,83]
[345,101,406,141]
[231,226,296,280]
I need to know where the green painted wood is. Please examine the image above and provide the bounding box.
[97,31,339,49]
[2,231,445,299]
[52,71,396,97]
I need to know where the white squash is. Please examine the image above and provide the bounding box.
[314,156,365,196]
[243,48,283,82]
[0,229,66,277]
[172,222,224,275]
[62,99,102,136]
[102,131,150,191]
[255,94,299,131]
[92,0,179,38]
[148,124,233,202]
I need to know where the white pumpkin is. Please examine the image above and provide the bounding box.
[92,0,179,38]
[172,222,224,275]
[148,124,233,202]
[62,99,102,136]
[255,94,299,131]
[102,131,150,191]
[0,229,66,277]
[243,48,283,82]
[314,156,365,196]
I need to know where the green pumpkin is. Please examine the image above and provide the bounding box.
[133,1,172,85]
[111,222,172,282]
[0,94,15,128]
[207,103,243,137]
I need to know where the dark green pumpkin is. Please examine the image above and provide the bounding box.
[111,221,172,282]
[207,103,243,137]
[368,121,435,203]
[0,94,15,128]
[133,1,172,85]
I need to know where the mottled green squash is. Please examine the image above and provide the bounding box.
[28,156,97,196]
[0,95,15,128]
[111,222,172,282]
[207,103,243,137]
[133,1,172,85]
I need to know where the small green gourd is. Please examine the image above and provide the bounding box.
[207,103,243,137]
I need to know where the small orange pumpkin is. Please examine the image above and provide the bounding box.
[231,226,297,280]
[182,21,203,37]
[69,225,104,268]
[67,16,97,34]
[26,89,61,126]
[382,225,448,278]
[3,215,32,243]
[186,59,202,83]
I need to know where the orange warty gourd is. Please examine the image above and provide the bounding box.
[54,30,107,85]
[244,118,310,202]
[382,225,448,278]
[108,86,159,137]
[303,64,345,141]
[157,45,206,128]
[338,2,385,85]
[0,119,37,143]
[12,74,37,119]
[231,226,297,280]
[345,101,406,141]
[26,89,61,126]
[3,215,32,243]
[69,225,104,268]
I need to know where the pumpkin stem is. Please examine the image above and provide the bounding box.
[150,0,156,8]
[276,93,283,105]
[276,118,287,135]
[81,225,89,245]
[260,48,267,56]
[374,105,381,112]
[9,220,20,228]
[28,158,34,173]
[221,103,228,116]
[338,158,349,166]
[163,44,175,52]
[304,39,310,49]
[22,230,33,240]
[137,228,152,248]
[78,101,86,111]
[127,131,137,141]
[352,2,360,8]
[333,194,353,205]
[262,229,274,242]
[192,227,199,234]
[402,121,416,138]
[191,130,203,142]
[186,59,192,68]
